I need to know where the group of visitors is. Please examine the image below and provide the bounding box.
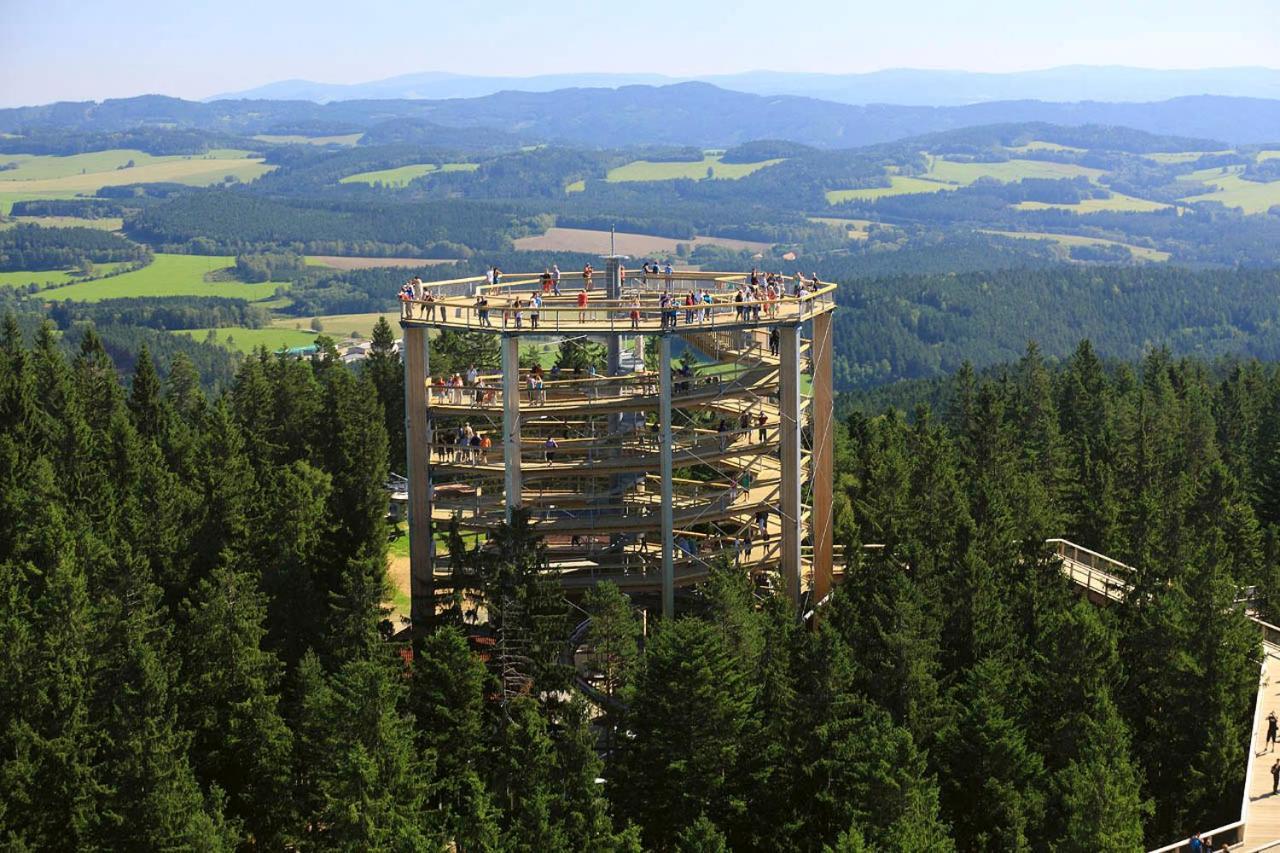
[400,261,826,331]
[431,365,496,406]
[526,364,549,405]
[435,422,491,465]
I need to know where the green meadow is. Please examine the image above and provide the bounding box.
[339,162,478,187]
[606,155,784,182]
[40,254,286,302]
[0,215,124,231]
[825,176,957,204]
[1015,193,1173,213]
[253,133,363,146]
[981,230,1170,262]
[270,310,400,340]
[1181,165,1280,214]
[172,327,319,354]
[0,149,272,196]
[0,262,133,289]
[924,156,1105,184]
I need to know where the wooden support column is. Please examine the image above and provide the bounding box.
[501,335,522,522]
[811,311,835,604]
[659,334,675,619]
[779,324,803,604]
[402,323,434,638]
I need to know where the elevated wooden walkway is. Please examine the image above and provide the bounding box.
[1045,540,1279,853]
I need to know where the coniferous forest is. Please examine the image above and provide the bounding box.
[0,310,1273,850]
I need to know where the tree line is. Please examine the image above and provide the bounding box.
[0,319,1271,848]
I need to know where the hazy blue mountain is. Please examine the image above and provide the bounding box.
[208,72,675,103]
[211,66,1280,106]
[4,84,1279,147]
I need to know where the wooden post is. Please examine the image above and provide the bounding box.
[811,310,834,604]
[779,324,802,605]
[402,324,433,638]
[659,334,674,619]
[501,335,522,521]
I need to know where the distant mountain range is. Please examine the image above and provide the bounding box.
[209,66,1280,107]
[5,84,1280,148]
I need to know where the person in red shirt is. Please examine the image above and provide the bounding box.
[577,288,589,322]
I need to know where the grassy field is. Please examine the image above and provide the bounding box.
[512,226,771,254]
[306,255,455,270]
[1008,141,1085,153]
[0,215,123,231]
[1261,151,1280,162]
[339,162,477,187]
[0,149,273,196]
[271,311,400,340]
[0,191,81,216]
[565,179,586,194]
[1014,193,1173,213]
[1145,151,1231,164]
[0,262,133,289]
[925,156,1105,185]
[808,216,888,240]
[981,229,1170,262]
[172,327,319,354]
[40,254,286,302]
[253,133,363,146]
[825,176,957,204]
[1180,166,1280,214]
[606,155,784,182]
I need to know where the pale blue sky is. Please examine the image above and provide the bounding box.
[1,0,1276,107]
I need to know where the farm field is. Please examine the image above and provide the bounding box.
[0,148,273,195]
[1014,192,1173,213]
[808,216,889,239]
[605,155,784,182]
[306,255,456,270]
[981,229,1171,262]
[40,254,286,302]
[0,262,133,289]
[1008,141,1086,153]
[253,133,363,146]
[512,226,771,255]
[270,311,400,340]
[0,191,80,216]
[172,327,319,354]
[1180,166,1280,214]
[0,215,123,231]
[925,156,1105,184]
[339,162,478,186]
[1144,150,1232,164]
[1260,151,1280,162]
[825,176,956,204]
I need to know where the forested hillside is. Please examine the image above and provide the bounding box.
[0,318,1270,848]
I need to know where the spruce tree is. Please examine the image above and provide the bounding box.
[176,564,295,846]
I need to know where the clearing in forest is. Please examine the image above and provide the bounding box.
[605,155,784,182]
[981,229,1171,262]
[1180,165,1280,214]
[1014,193,1173,213]
[253,133,363,146]
[339,162,478,187]
[270,311,401,340]
[172,326,320,354]
[41,254,286,302]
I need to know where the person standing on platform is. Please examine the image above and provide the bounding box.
[551,263,561,295]
[578,288,589,322]
[1266,711,1278,752]
[769,327,780,357]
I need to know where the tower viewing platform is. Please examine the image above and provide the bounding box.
[399,262,836,627]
